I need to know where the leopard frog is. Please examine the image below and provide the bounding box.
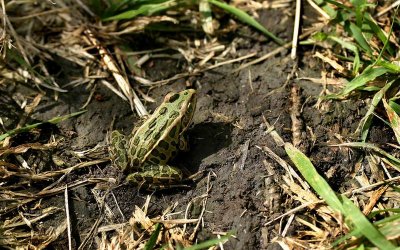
[109,89,196,189]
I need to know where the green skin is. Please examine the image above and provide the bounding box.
[109,89,197,190]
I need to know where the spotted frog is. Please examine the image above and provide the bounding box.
[109,89,196,189]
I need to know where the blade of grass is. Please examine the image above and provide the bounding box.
[181,232,232,250]
[103,0,177,21]
[144,223,161,250]
[340,195,396,250]
[348,22,373,55]
[331,142,400,170]
[364,13,395,56]
[7,48,68,92]
[324,0,352,12]
[0,110,87,141]
[356,79,394,141]
[328,36,360,74]
[371,5,399,68]
[284,143,344,213]
[312,0,337,18]
[389,100,400,115]
[370,209,400,223]
[327,66,389,99]
[375,61,400,72]
[285,143,398,249]
[383,98,400,144]
[207,0,284,45]
[333,211,400,247]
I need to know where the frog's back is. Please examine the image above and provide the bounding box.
[127,89,196,166]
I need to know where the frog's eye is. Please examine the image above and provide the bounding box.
[165,93,180,103]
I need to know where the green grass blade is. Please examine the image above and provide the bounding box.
[357,79,394,141]
[328,66,389,99]
[182,232,232,250]
[0,110,86,141]
[144,223,162,250]
[6,48,67,92]
[284,144,398,248]
[103,0,177,21]
[331,142,400,170]
[284,143,344,213]
[208,0,284,45]
[333,211,400,247]
[312,0,337,18]
[364,13,395,56]
[375,60,400,72]
[383,98,400,144]
[324,0,352,12]
[370,209,400,224]
[328,36,360,73]
[108,0,132,12]
[348,22,373,54]
[372,6,398,68]
[389,100,400,115]
[341,195,396,250]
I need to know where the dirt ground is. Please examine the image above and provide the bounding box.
[0,6,374,250]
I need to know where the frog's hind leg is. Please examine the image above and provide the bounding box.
[109,130,129,170]
[126,165,184,190]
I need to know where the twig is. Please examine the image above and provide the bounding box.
[281,214,295,237]
[84,29,148,117]
[290,84,303,149]
[65,185,72,250]
[306,0,331,19]
[75,0,95,16]
[291,0,301,59]
[4,13,30,65]
[376,0,400,17]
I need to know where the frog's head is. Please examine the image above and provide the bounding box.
[164,89,197,129]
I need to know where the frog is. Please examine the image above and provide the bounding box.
[109,89,197,190]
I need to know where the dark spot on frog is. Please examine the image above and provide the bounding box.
[168,111,179,119]
[158,107,168,115]
[153,131,161,140]
[138,148,147,158]
[132,136,140,146]
[149,157,160,164]
[168,126,177,138]
[167,93,180,103]
[143,129,153,140]
[158,140,170,150]
[148,118,157,129]
[131,159,140,166]
[159,153,167,161]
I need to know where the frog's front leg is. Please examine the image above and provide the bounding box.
[126,164,183,190]
[109,130,129,171]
